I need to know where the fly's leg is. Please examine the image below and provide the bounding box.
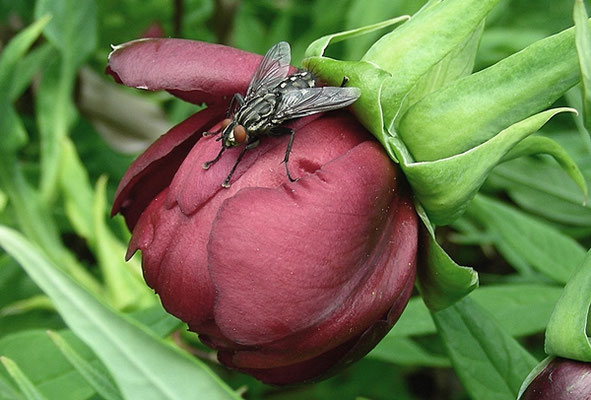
[202,146,226,170]
[227,93,245,117]
[270,126,297,182]
[202,127,221,137]
[340,76,349,87]
[222,139,260,188]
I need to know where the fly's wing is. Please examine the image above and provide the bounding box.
[246,42,291,99]
[274,87,361,121]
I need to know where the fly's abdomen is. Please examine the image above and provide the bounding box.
[274,71,315,94]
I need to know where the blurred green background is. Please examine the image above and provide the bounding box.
[0,0,590,399]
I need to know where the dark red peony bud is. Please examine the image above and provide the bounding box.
[107,38,418,385]
[520,357,591,400]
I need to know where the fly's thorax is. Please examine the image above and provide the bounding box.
[235,92,279,134]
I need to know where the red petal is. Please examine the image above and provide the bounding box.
[208,141,417,350]
[127,187,216,326]
[112,106,224,230]
[107,38,263,105]
[161,112,365,218]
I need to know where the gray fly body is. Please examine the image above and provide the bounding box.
[202,41,361,187]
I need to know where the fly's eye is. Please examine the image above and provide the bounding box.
[234,125,247,144]
[221,118,232,129]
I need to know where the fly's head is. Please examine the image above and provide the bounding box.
[220,118,248,148]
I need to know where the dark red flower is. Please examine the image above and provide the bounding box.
[108,38,418,384]
[520,357,591,400]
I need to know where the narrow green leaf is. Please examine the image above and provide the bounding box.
[0,17,51,153]
[47,331,123,400]
[59,137,95,240]
[0,330,99,400]
[432,297,538,400]
[468,195,586,283]
[305,15,410,58]
[574,0,591,132]
[0,157,103,296]
[0,295,54,317]
[545,249,591,361]
[0,371,23,400]
[9,44,54,102]
[0,357,49,400]
[0,226,240,400]
[34,0,97,203]
[35,57,78,203]
[92,175,156,310]
[0,15,51,92]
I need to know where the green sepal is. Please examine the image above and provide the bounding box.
[400,108,578,225]
[398,22,587,162]
[416,205,478,311]
[305,15,410,59]
[363,0,499,127]
[574,0,591,133]
[302,57,396,160]
[545,249,591,362]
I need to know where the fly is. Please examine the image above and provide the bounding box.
[202,41,361,188]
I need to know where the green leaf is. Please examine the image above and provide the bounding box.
[399,21,585,162]
[9,44,54,102]
[0,15,50,93]
[34,0,97,202]
[304,15,410,58]
[0,357,49,400]
[0,157,103,296]
[500,135,588,201]
[432,297,538,400]
[34,0,97,68]
[488,156,591,228]
[545,249,591,361]
[471,284,563,337]
[0,16,51,153]
[0,226,240,400]
[0,330,99,400]
[0,371,23,400]
[401,108,579,225]
[92,175,156,310]
[467,195,586,283]
[46,331,123,400]
[0,295,54,317]
[59,137,95,240]
[35,57,78,203]
[368,336,450,367]
[392,284,562,339]
[363,0,499,105]
[574,0,591,132]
